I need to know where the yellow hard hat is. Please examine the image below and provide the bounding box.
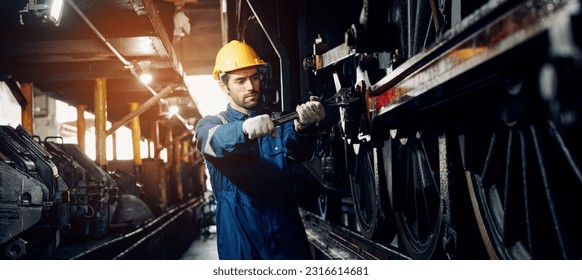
[212,40,266,80]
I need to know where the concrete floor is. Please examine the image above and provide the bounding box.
[180,225,219,260]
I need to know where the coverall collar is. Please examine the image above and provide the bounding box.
[226,103,266,119]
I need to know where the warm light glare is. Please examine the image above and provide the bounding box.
[159,148,168,163]
[168,105,180,115]
[185,75,228,117]
[50,0,64,24]
[55,100,143,161]
[135,37,154,53]
[140,73,152,84]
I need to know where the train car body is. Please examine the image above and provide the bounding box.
[221,0,582,259]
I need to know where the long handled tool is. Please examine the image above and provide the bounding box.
[272,88,357,126]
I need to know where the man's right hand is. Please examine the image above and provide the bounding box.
[242,114,277,139]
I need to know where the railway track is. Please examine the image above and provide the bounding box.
[51,196,206,260]
[301,209,410,260]
[53,199,407,260]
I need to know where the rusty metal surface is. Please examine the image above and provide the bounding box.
[369,0,576,118]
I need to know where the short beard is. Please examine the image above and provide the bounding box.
[231,95,261,112]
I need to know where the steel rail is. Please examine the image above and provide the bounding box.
[300,209,410,260]
[65,197,203,260]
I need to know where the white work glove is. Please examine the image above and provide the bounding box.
[242,114,277,139]
[295,96,326,130]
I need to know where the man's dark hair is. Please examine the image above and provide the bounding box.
[219,72,230,85]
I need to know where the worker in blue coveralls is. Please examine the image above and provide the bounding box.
[194,40,325,260]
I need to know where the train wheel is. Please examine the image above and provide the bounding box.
[388,130,445,259]
[347,140,394,243]
[317,191,343,224]
[464,119,582,259]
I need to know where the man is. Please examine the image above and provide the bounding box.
[194,40,325,260]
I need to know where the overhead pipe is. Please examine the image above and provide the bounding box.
[220,0,229,45]
[64,0,159,95]
[64,0,193,131]
[107,83,177,136]
[64,0,132,67]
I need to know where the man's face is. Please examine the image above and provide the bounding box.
[220,67,261,115]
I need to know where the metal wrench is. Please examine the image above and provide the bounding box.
[272,88,358,126]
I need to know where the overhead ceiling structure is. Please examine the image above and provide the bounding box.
[0,0,222,141]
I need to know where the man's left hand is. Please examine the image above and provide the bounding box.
[295,96,325,130]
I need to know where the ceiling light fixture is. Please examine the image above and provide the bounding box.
[20,0,64,26]
[139,73,153,85]
[137,60,153,85]
[168,105,180,116]
[173,10,191,38]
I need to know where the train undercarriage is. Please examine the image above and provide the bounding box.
[226,0,582,259]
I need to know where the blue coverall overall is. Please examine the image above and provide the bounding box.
[194,104,316,259]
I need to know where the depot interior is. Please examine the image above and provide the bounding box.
[3,0,582,261]
[0,0,224,168]
[0,0,228,259]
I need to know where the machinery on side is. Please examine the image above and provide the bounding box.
[222,0,582,259]
[0,124,206,259]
